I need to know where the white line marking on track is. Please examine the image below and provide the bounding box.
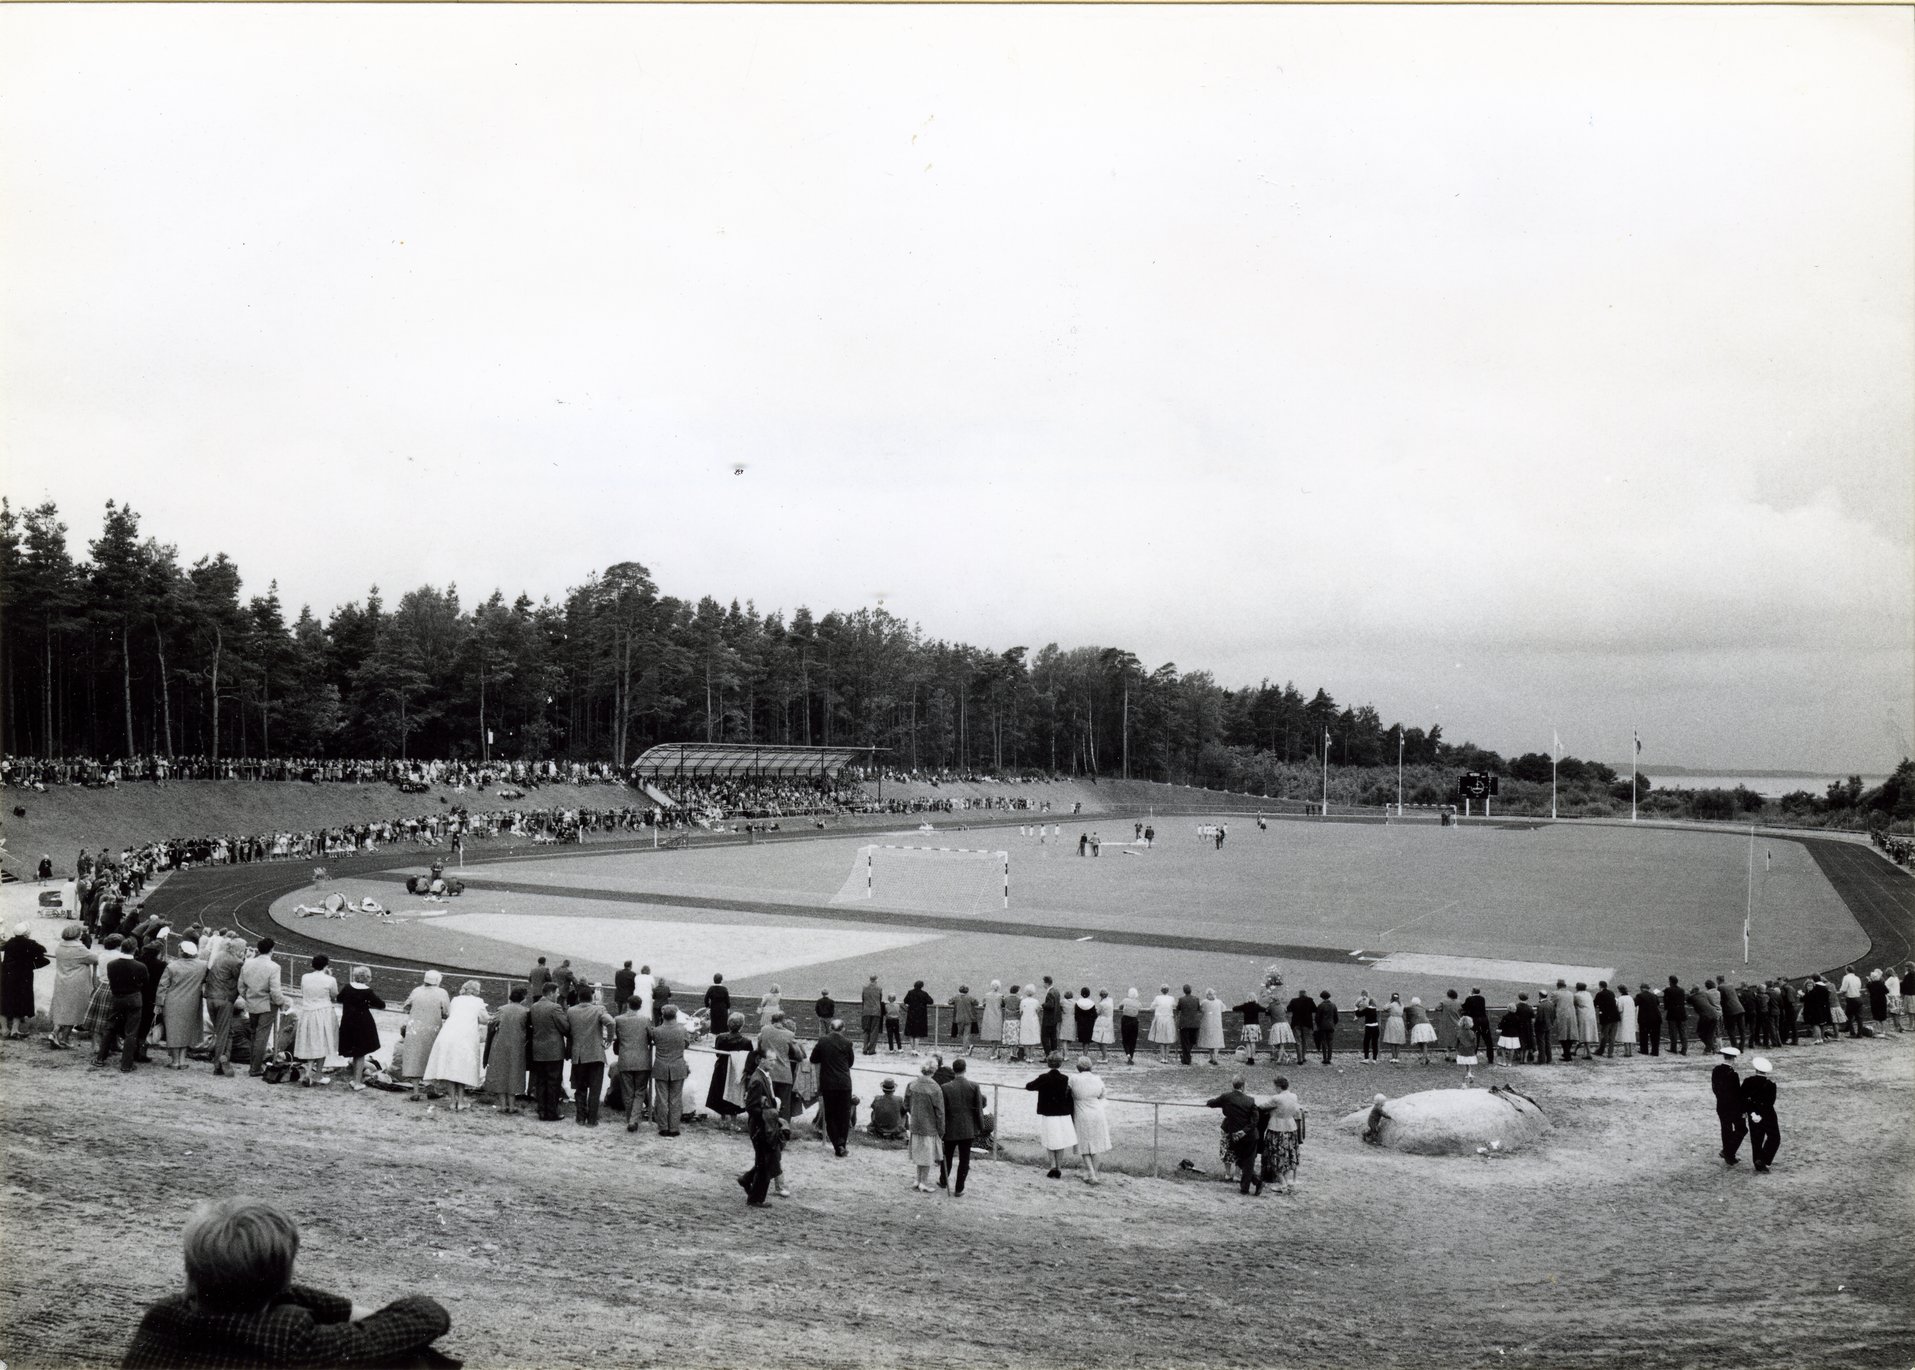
[1379,900,1458,939]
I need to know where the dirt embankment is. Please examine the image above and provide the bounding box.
[2,1021,1910,1370]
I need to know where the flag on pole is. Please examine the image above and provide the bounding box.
[1553,730,1562,760]
[1634,731,1642,755]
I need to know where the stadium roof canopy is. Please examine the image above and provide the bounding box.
[630,742,878,779]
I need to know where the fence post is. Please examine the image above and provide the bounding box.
[992,1084,1000,1160]
[1151,1103,1161,1178]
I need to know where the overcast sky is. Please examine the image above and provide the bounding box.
[3,5,1910,773]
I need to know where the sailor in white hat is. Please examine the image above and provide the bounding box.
[1743,1056,1779,1171]
[1710,1045,1747,1165]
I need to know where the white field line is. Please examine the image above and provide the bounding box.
[1378,899,1459,940]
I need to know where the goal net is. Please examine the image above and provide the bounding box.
[830,844,1009,915]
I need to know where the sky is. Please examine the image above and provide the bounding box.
[2,5,1910,774]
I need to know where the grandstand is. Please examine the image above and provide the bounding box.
[629,742,880,819]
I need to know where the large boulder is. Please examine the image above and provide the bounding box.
[1337,1086,1550,1156]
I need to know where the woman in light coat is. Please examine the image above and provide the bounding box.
[1069,1056,1112,1183]
[979,979,1004,1049]
[1148,985,1178,1063]
[904,1060,947,1192]
[1573,983,1599,1055]
[155,941,209,1070]
[294,954,340,1085]
[1019,985,1044,1059]
[1091,988,1115,1060]
[401,969,451,1099]
[425,980,492,1111]
[47,924,98,1049]
[1616,983,1640,1056]
[1196,988,1225,1065]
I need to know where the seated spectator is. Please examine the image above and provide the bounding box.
[123,1198,457,1368]
[866,1077,907,1139]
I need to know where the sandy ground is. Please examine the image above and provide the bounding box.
[2,999,1910,1370]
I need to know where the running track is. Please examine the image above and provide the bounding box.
[140,828,1915,1008]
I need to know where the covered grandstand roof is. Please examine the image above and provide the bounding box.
[629,742,877,778]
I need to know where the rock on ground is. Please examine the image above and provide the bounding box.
[1337,1084,1550,1155]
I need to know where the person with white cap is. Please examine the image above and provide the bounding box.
[155,940,209,1071]
[1710,1045,1746,1165]
[1740,1057,1779,1171]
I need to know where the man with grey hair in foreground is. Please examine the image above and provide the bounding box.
[122,1197,456,1367]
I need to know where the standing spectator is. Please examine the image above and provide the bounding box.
[1865,971,1890,1035]
[1071,987,1097,1051]
[293,955,339,1087]
[950,984,978,1055]
[551,959,577,1006]
[1090,988,1115,1061]
[565,988,614,1126]
[135,937,167,1062]
[1711,1045,1746,1165]
[1258,1075,1304,1193]
[1287,988,1317,1067]
[1025,1053,1077,1179]
[814,987,837,1032]
[236,939,285,1075]
[737,1055,785,1207]
[483,987,531,1114]
[400,971,450,1102]
[1661,976,1689,1055]
[1463,988,1493,1060]
[1069,1056,1112,1185]
[1381,993,1407,1063]
[1633,983,1662,1057]
[1174,984,1203,1066]
[1594,982,1621,1058]
[1018,985,1043,1061]
[905,1060,947,1192]
[980,980,1004,1055]
[526,957,550,1002]
[121,1199,453,1368]
[1435,989,1462,1055]
[1688,981,1717,1054]
[903,980,934,1050]
[1454,1015,1480,1085]
[155,942,209,1071]
[1884,968,1904,1033]
[1801,976,1835,1042]
[1353,990,1379,1063]
[1205,1074,1263,1196]
[756,1010,800,1116]
[704,1012,751,1131]
[527,984,570,1121]
[614,995,657,1130]
[615,962,638,1017]
[1719,979,1746,1049]
[1040,977,1064,1058]
[1313,991,1339,1066]
[1407,996,1438,1064]
[860,975,884,1055]
[2,924,48,1039]
[91,945,149,1073]
[811,1017,857,1157]
[757,983,783,1032]
[426,981,492,1113]
[883,993,904,1052]
[938,1057,987,1194]
[1196,988,1225,1066]
[1742,1057,1780,1171]
[650,1003,691,1135]
[1119,987,1142,1064]
[337,967,386,1091]
[204,938,245,1075]
[1774,978,1800,1046]
[1553,981,1582,1061]
[1148,985,1178,1063]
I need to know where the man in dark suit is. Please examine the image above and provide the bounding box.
[1205,1076,1263,1195]
[809,1017,857,1157]
[527,984,570,1121]
[860,975,884,1055]
[614,961,637,1016]
[93,949,150,1072]
[1593,983,1621,1057]
[1711,1045,1746,1165]
[1740,1057,1779,1172]
[566,992,615,1126]
[1774,979,1800,1046]
[526,957,550,1002]
[1633,983,1662,1056]
[1462,989,1492,1059]
[1313,991,1339,1065]
[1663,976,1689,1055]
[1718,978,1746,1049]
[649,1004,692,1135]
[738,1056,785,1206]
[1175,984,1203,1065]
[937,1057,988,1195]
[1040,977,1064,1057]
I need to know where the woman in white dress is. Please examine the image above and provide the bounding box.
[425,980,492,1112]
[293,954,340,1087]
[1019,985,1044,1061]
[997,984,1022,1060]
[758,984,782,1032]
[979,979,1004,1050]
[1091,989,1115,1060]
[1196,988,1225,1065]
[402,969,451,1101]
[1148,985,1179,1063]
[1069,1056,1112,1183]
[1615,983,1639,1057]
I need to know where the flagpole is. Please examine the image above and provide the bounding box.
[1743,824,1754,964]
[1397,732,1404,818]
[1321,730,1329,818]
[1631,730,1639,823]
[1551,731,1558,822]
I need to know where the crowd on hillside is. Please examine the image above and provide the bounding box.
[856,768,1070,787]
[1,754,630,791]
[643,777,858,821]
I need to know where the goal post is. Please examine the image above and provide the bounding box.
[845,844,1010,912]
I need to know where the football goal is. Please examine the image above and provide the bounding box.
[830,844,1010,914]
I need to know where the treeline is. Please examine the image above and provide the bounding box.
[4,498,1543,781]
